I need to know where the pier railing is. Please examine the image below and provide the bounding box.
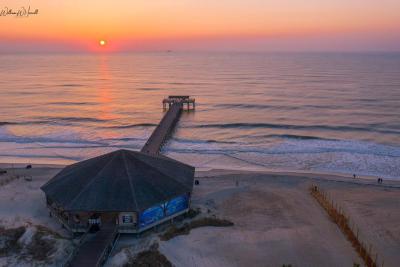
[162,96,195,111]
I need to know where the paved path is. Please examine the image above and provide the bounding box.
[141,102,182,154]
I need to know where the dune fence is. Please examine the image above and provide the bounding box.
[309,185,384,267]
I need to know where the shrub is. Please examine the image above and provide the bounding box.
[160,217,234,241]
[26,230,56,261]
[124,243,172,267]
[184,208,201,219]
[0,226,25,255]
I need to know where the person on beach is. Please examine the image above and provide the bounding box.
[353,174,356,179]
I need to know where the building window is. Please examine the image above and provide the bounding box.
[122,214,133,224]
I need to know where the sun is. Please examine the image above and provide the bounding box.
[99,40,106,46]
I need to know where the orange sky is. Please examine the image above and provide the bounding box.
[1,0,400,52]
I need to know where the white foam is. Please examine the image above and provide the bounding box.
[2,123,399,179]
[166,139,400,179]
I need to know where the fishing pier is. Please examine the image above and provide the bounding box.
[142,95,195,154]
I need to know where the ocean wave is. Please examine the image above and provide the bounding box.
[0,128,107,146]
[215,103,284,110]
[58,84,83,87]
[167,82,212,85]
[259,134,336,141]
[206,139,237,144]
[271,140,400,157]
[19,143,143,150]
[0,136,107,145]
[190,123,400,135]
[137,87,161,91]
[35,116,109,123]
[0,153,81,161]
[169,145,400,179]
[1,117,107,127]
[48,101,96,106]
[106,123,158,129]
[214,103,343,110]
[101,137,147,142]
[171,137,236,145]
[165,138,400,158]
[0,120,51,126]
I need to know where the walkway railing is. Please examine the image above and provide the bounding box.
[96,227,120,267]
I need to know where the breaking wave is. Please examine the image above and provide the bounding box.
[106,123,158,129]
[256,134,336,141]
[190,123,400,135]
[0,128,106,145]
[0,117,108,127]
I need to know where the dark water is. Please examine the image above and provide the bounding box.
[0,52,399,178]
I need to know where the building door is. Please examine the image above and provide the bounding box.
[88,213,101,232]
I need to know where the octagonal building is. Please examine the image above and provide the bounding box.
[41,149,195,233]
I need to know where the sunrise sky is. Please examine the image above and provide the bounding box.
[1,0,400,52]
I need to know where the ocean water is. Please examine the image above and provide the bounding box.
[0,52,399,179]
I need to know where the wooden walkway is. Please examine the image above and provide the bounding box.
[141,102,183,154]
[70,223,117,267]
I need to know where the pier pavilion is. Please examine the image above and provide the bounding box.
[41,149,194,234]
[163,95,195,110]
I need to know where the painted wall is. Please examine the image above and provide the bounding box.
[139,194,189,229]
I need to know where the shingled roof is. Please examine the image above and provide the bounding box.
[41,149,194,212]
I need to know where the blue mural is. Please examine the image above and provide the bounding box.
[139,194,189,229]
[139,205,164,228]
[165,195,189,216]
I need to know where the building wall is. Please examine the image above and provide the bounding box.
[46,193,191,233]
[139,194,189,229]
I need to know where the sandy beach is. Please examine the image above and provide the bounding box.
[0,163,399,267]
[3,1,400,266]
[157,170,400,267]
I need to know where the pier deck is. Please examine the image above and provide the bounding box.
[141,96,195,154]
